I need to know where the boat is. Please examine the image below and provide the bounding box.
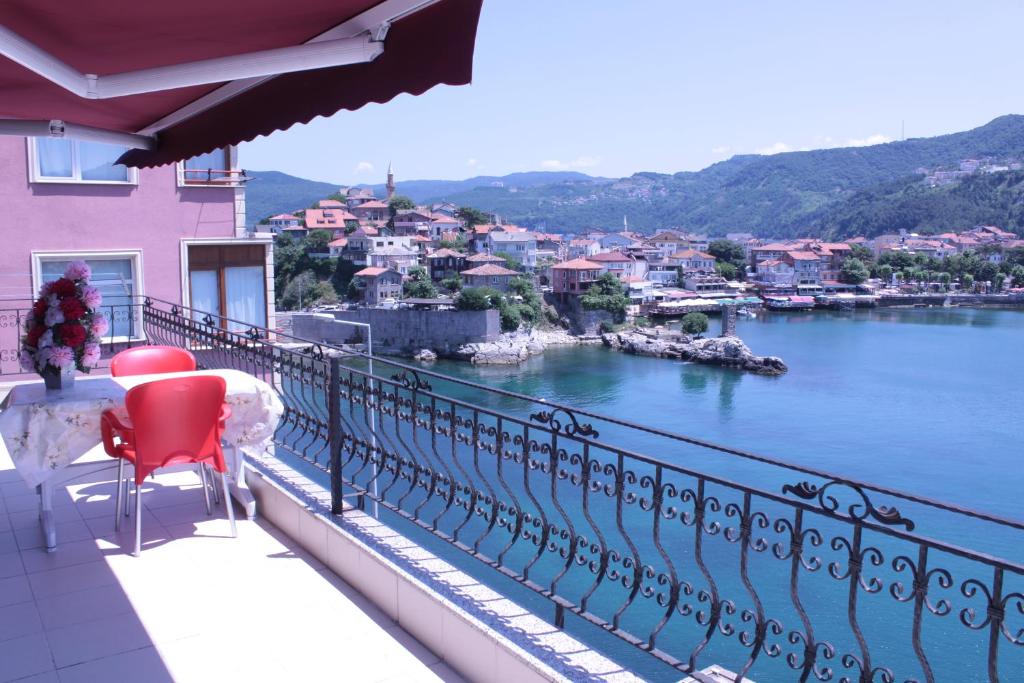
[763,295,816,311]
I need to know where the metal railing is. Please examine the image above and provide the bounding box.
[136,298,1024,680]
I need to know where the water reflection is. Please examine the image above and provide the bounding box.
[679,364,743,418]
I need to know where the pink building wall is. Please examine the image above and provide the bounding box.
[0,136,237,303]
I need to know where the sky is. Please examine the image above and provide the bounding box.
[239,0,1024,185]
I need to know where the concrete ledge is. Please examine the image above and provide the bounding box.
[244,454,642,683]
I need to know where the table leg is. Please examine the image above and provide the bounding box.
[226,445,256,521]
[37,482,56,552]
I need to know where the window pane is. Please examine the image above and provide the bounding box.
[36,138,73,177]
[79,142,129,181]
[40,257,136,338]
[189,270,221,323]
[184,149,228,181]
[224,266,266,331]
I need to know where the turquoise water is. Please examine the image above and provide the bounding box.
[408,307,1024,681]
[429,307,1024,522]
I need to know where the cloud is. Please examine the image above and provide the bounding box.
[540,156,600,170]
[844,134,892,147]
[711,145,732,155]
[466,158,479,168]
[353,161,375,174]
[756,142,792,156]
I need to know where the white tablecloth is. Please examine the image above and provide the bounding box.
[0,369,284,488]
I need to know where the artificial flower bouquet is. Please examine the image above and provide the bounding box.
[20,260,107,383]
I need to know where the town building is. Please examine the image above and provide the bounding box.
[646,258,680,286]
[487,232,537,269]
[669,249,717,274]
[353,267,403,306]
[461,264,520,292]
[589,251,648,281]
[567,238,601,259]
[267,213,301,233]
[350,200,389,222]
[425,248,467,281]
[551,258,602,294]
[305,207,359,234]
[368,246,419,275]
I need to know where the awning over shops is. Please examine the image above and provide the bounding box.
[0,0,483,166]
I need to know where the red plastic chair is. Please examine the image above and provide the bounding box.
[101,376,236,556]
[110,345,196,377]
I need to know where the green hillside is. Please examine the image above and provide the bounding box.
[244,171,339,227]
[245,115,1024,237]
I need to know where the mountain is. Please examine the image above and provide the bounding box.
[243,170,602,225]
[245,115,1024,237]
[244,171,339,228]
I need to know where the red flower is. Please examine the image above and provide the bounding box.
[32,298,47,318]
[25,325,45,347]
[60,323,87,349]
[50,278,76,298]
[60,297,86,321]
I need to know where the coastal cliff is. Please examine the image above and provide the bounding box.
[601,329,788,376]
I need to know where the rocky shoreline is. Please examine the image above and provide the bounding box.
[441,328,601,365]
[601,329,788,375]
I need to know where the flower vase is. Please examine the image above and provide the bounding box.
[41,365,75,392]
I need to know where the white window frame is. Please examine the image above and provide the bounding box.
[31,249,146,343]
[26,138,138,185]
[176,146,243,188]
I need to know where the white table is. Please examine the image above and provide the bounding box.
[0,369,284,551]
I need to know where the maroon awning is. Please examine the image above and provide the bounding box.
[0,0,483,166]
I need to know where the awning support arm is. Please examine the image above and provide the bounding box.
[0,26,383,99]
[0,119,156,150]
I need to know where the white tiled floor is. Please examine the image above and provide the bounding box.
[0,462,466,683]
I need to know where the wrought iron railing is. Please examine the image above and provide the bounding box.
[0,298,143,377]
[138,296,1022,682]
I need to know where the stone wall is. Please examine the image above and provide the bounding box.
[293,309,501,353]
[543,293,614,335]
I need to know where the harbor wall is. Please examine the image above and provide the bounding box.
[292,309,501,353]
[876,293,1024,307]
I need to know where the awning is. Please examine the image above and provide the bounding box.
[0,0,483,167]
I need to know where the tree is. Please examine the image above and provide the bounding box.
[281,272,318,310]
[440,275,462,292]
[403,266,438,299]
[681,312,709,337]
[498,301,521,332]
[456,287,502,311]
[961,273,975,292]
[388,195,415,215]
[877,264,894,283]
[715,262,738,281]
[1011,265,1024,288]
[994,273,1006,292]
[580,273,629,321]
[455,206,489,228]
[331,258,360,295]
[305,229,333,250]
[438,235,468,252]
[707,240,747,281]
[937,272,952,291]
[839,257,870,284]
[848,244,874,263]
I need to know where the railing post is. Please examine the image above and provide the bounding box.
[328,356,344,514]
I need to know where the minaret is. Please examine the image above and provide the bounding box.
[386,162,395,200]
[623,215,629,233]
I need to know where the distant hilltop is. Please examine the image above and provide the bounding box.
[246,115,1024,239]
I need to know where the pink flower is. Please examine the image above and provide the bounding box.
[91,316,109,337]
[64,260,91,282]
[81,342,101,368]
[81,285,102,310]
[19,349,36,372]
[47,345,75,370]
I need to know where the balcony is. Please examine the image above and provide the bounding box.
[1,298,1022,682]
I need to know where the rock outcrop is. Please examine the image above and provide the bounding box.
[413,348,437,362]
[446,328,598,365]
[602,330,787,376]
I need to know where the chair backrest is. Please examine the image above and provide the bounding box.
[124,375,227,483]
[110,345,196,377]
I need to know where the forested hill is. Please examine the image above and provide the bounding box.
[245,115,1024,237]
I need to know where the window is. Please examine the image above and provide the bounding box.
[29,138,136,184]
[187,244,267,331]
[34,251,143,340]
[179,148,240,186]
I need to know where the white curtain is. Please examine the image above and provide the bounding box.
[189,270,221,323]
[79,141,128,181]
[36,138,73,177]
[224,266,266,331]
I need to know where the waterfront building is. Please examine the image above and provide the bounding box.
[682,274,729,296]
[551,258,602,294]
[669,248,717,274]
[646,258,681,285]
[461,263,520,291]
[755,258,796,286]
[589,250,648,281]
[353,267,403,306]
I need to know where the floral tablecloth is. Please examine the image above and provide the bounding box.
[0,369,284,488]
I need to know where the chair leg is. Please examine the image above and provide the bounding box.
[134,480,143,557]
[114,458,124,532]
[209,465,221,505]
[221,470,236,538]
[124,469,131,518]
[198,465,212,515]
